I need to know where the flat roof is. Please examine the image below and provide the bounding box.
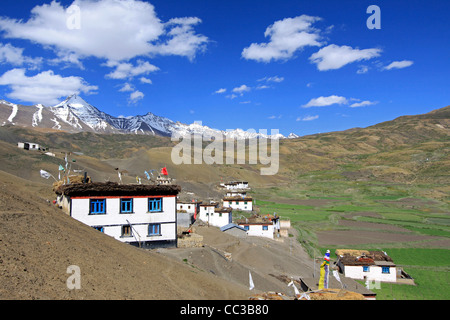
[56,182,181,197]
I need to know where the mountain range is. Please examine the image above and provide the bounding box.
[0,94,292,139]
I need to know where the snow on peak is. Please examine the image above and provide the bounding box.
[5,95,289,138]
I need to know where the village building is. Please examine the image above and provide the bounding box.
[235,214,276,239]
[222,195,253,211]
[335,250,398,283]
[198,202,218,222]
[220,223,247,238]
[18,142,40,151]
[176,200,202,215]
[198,202,232,228]
[54,182,180,249]
[176,200,202,227]
[225,190,248,198]
[220,181,249,190]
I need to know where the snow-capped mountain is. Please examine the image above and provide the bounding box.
[0,95,298,139]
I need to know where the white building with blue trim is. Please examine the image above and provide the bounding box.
[55,182,181,248]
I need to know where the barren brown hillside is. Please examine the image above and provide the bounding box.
[0,170,253,300]
[0,170,317,300]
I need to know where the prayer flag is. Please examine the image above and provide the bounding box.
[249,271,254,290]
[40,170,51,179]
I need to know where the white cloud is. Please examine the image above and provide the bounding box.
[309,44,381,71]
[383,60,414,70]
[105,60,159,80]
[302,95,348,108]
[357,65,369,74]
[118,82,145,104]
[297,115,319,121]
[0,0,208,62]
[119,83,134,92]
[242,15,323,62]
[148,17,208,61]
[349,100,378,108]
[129,90,144,103]
[214,88,226,94]
[0,43,42,69]
[0,68,97,105]
[258,76,284,83]
[139,77,152,84]
[232,84,251,95]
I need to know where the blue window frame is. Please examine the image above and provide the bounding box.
[148,224,161,236]
[363,266,370,272]
[262,225,268,231]
[120,198,133,213]
[90,199,106,214]
[382,266,390,274]
[244,225,249,231]
[148,198,162,212]
[93,226,104,232]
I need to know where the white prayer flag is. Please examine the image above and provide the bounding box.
[288,280,300,296]
[40,170,51,179]
[333,270,342,284]
[249,271,255,290]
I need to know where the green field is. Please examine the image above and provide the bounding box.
[251,177,450,300]
[349,248,449,300]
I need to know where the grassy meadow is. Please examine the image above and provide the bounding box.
[246,173,450,300]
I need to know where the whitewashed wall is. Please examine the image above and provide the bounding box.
[223,199,253,211]
[70,196,176,243]
[198,206,215,223]
[241,224,274,239]
[344,265,397,283]
[177,202,196,214]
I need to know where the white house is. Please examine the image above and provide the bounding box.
[198,202,217,222]
[226,190,248,197]
[55,182,181,249]
[336,250,397,283]
[177,200,202,227]
[222,195,253,211]
[18,142,40,150]
[236,214,275,239]
[198,202,232,228]
[176,200,201,215]
[221,181,249,190]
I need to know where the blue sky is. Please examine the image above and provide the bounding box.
[0,0,448,136]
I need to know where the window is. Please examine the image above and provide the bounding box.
[120,198,133,213]
[229,202,232,205]
[363,266,370,272]
[382,266,390,274]
[235,201,239,205]
[90,199,106,214]
[121,225,132,237]
[148,198,162,212]
[244,225,249,231]
[262,225,268,231]
[148,224,161,236]
[244,201,248,205]
[93,226,104,233]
